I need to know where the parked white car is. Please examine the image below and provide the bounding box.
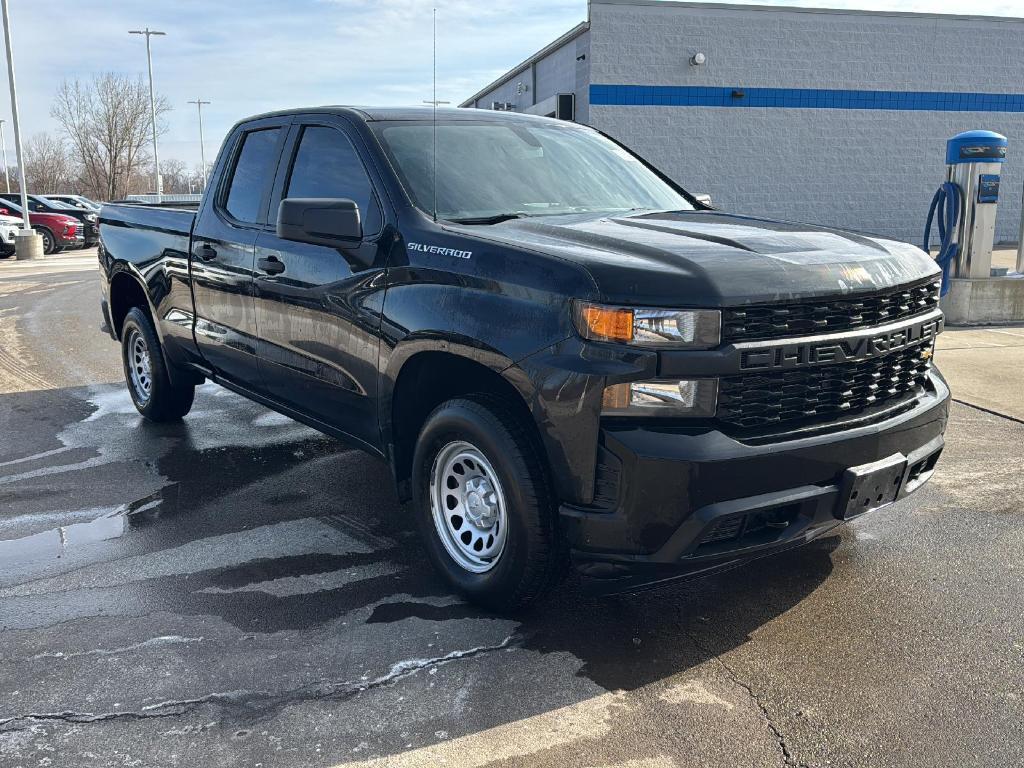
[0,214,21,259]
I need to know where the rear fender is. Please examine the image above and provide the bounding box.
[107,263,197,387]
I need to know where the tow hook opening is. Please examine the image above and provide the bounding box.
[905,449,942,494]
[694,502,806,554]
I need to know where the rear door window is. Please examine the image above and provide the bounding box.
[224,128,281,224]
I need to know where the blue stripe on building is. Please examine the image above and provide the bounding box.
[589,85,1024,112]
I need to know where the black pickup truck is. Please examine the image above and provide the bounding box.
[98,107,948,608]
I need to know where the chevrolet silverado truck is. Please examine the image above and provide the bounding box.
[98,107,948,608]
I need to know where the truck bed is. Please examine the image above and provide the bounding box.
[99,203,196,266]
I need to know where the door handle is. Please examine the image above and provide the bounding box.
[195,242,218,261]
[258,255,286,275]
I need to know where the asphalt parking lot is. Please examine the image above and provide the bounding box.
[1,249,1022,768]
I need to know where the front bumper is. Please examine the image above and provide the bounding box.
[561,371,949,592]
[55,230,81,248]
[82,221,99,246]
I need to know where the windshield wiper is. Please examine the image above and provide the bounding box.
[446,213,529,225]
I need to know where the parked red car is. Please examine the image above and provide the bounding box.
[0,199,81,254]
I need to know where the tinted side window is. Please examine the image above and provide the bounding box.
[224,128,281,223]
[286,126,381,234]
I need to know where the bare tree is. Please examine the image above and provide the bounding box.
[192,162,210,193]
[51,73,171,201]
[17,132,76,193]
[157,158,191,194]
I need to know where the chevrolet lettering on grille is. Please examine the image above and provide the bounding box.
[739,314,944,371]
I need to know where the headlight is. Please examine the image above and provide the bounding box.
[602,378,718,417]
[86,213,97,222]
[574,302,720,349]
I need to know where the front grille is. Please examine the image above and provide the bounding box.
[717,342,932,430]
[722,279,940,343]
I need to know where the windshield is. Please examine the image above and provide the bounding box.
[38,196,74,210]
[76,197,102,210]
[372,119,693,221]
[55,195,99,210]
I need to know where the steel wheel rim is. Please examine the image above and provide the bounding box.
[126,328,153,402]
[429,440,508,573]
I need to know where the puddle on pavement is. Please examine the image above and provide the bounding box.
[0,508,125,568]
[0,380,461,638]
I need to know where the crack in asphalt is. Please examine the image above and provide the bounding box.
[21,635,205,662]
[714,658,808,768]
[0,635,516,734]
[683,628,808,768]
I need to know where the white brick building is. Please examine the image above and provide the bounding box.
[460,0,1024,244]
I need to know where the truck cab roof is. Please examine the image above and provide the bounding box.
[238,105,556,124]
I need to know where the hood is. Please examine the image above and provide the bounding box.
[39,212,79,225]
[454,210,940,306]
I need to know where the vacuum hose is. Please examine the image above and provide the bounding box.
[923,181,961,296]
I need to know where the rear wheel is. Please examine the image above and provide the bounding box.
[121,307,195,422]
[412,395,563,610]
[34,227,55,255]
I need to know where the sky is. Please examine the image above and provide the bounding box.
[1,0,1021,169]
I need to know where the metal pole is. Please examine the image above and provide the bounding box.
[1017,179,1024,273]
[1,0,30,232]
[188,99,210,189]
[0,120,8,193]
[130,28,165,203]
[144,31,160,202]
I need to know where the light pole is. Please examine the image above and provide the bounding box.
[0,119,8,193]
[187,98,210,189]
[1,0,39,259]
[1018,182,1024,274]
[129,28,165,203]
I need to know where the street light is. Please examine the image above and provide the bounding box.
[129,28,165,203]
[187,98,210,190]
[0,119,9,193]
[1,0,38,261]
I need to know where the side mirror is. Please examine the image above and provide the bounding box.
[694,193,713,208]
[277,198,362,247]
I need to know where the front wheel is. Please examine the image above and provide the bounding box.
[412,396,563,610]
[121,307,195,422]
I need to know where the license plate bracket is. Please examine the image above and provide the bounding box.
[837,453,907,520]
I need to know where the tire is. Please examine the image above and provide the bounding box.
[412,395,563,610]
[120,307,195,422]
[34,227,55,255]
[0,246,12,260]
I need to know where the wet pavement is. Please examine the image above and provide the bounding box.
[1,251,1022,767]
